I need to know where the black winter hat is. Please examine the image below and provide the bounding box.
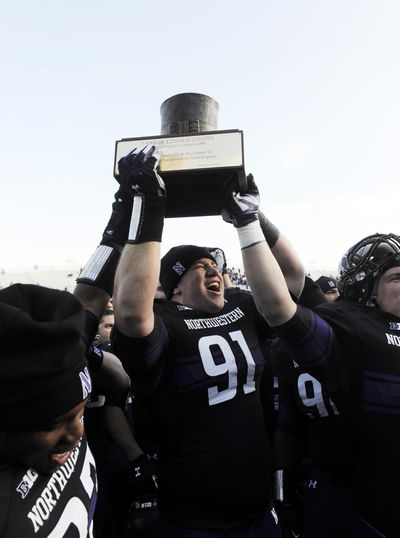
[0,284,91,431]
[315,276,337,294]
[160,245,216,299]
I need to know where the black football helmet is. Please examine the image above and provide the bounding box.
[337,233,400,304]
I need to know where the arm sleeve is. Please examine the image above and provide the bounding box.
[273,305,350,394]
[276,375,305,437]
[112,314,169,399]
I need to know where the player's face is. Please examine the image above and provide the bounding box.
[98,314,114,343]
[3,399,87,474]
[324,288,340,302]
[177,258,225,313]
[375,266,400,317]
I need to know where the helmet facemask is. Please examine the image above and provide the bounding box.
[338,234,400,304]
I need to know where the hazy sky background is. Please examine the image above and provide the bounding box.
[1,0,399,274]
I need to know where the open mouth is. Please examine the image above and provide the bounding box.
[206,281,221,293]
[49,451,72,467]
[49,443,78,467]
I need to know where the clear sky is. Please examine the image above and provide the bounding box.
[1,0,399,274]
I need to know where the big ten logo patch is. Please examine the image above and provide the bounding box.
[16,468,39,499]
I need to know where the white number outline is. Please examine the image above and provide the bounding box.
[297,373,339,418]
[198,330,257,406]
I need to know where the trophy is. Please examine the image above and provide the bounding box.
[113,93,247,218]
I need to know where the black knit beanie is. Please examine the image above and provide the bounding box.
[315,276,337,294]
[160,245,216,299]
[0,284,91,431]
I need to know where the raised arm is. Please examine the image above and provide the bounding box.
[113,242,160,338]
[74,178,134,320]
[241,241,297,326]
[112,146,166,339]
[222,175,297,326]
[259,211,305,299]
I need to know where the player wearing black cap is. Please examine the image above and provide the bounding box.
[111,145,305,536]
[0,157,146,536]
[223,170,400,538]
[315,275,340,302]
[0,284,97,537]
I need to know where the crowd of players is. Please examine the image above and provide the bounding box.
[0,144,399,538]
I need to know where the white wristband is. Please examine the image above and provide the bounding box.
[236,221,265,249]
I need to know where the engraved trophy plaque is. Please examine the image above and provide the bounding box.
[113,93,247,218]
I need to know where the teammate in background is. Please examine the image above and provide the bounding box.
[88,302,158,537]
[74,168,160,537]
[272,277,355,538]
[111,145,305,537]
[94,306,115,350]
[84,349,158,538]
[0,149,159,537]
[315,275,340,302]
[0,186,124,536]
[222,173,400,538]
[0,284,97,537]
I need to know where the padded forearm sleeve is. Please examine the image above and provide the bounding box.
[259,211,280,248]
[127,195,165,244]
[76,244,120,296]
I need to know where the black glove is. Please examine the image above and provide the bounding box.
[100,186,133,249]
[117,145,166,244]
[130,453,159,496]
[222,173,260,228]
[76,186,132,295]
[118,145,165,199]
[207,247,227,274]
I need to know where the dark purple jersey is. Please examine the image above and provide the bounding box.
[114,291,274,530]
[275,301,400,538]
[0,436,97,537]
[274,338,355,471]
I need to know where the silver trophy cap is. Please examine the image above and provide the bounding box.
[160,93,219,135]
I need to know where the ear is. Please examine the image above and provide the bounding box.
[171,286,182,302]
